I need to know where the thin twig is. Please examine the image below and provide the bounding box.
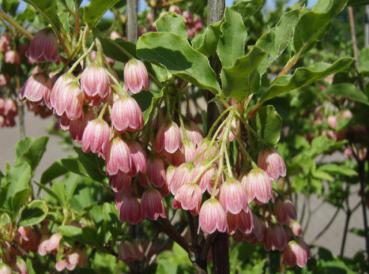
[0,10,33,39]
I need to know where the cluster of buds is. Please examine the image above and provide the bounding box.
[169,6,203,38]
[0,34,21,65]
[0,97,17,128]
[141,6,203,38]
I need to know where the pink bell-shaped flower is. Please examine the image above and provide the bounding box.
[219,179,248,214]
[168,163,193,195]
[155,121,182,154]
[282,240,310,268]
[5,50,20,64]
[111,96,143,132]
[274,200,297,225]
[81,63,111,101]
[264,225,288,251]
[109,172,132,193]
[141,188,166,220]
[147,157,166,188]
[175,183,202,213]
[81,118,111,154]
[124,59,149,94]
[128,141,147,175]
[105,137,132,176]
[21,72,52,104]
[243,168,273,204]
[199,197,227,234]
[227,209,253,235]
[26,29,59,63]
[119,195,142,224]
[258,148,286,180]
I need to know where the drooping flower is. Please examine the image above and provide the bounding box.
[81,118,110,154]
[124,59,149,94]
[109,172,132,193]
[282,240,310,268]
[128,141,147,175]
[175,183,202,213]
[38,233,62,256]
[227,209,253,235]
[26,29,59,63]
[141,188,166,220]
[258,148,286,180]
[199,167,215,194]
[183,122,203,145]
[4,50,20,64]
[21,72,52,103]
[264,225,288,251]
[111,96,143,132]
[168,163,193,195]
[155,121,182,154]
[274,200,297,225]
[289,220,302,236]
[147,157,166,188]
[0,34,10,52]
[80,63,111,101]
[219,179,248,214]
[199,197,227,234]
[105,137,132,175]
[51,78,84,120]
[243,168,273,204]
[119,196,142,224]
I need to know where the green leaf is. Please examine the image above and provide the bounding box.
[5,162,32,212]
[19,200,48,227]
[293,0,347,53]
[261,57,353,102]
[155,12,187,39]
[58,225,83,237]
[217,8,247,67]
[253,105,282,145]
[220,46,266,100]
[192,22,221,56]
[156,243,192,274]
[256,9,300,75]
[359,48,369,74]
[319,164,357,177]
[16,137,48,170]
[325,83,369,106]
[348,0,369,5]
[99,36,136,63]
[24,0,62,31]
[82,0,119,28]
[40,161,68,184]
[231,0,265,17]
[137,32,221,94]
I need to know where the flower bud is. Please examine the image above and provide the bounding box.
[282,240,310,268]
[105,137,132,175]
[21,72,52,104]
[242,168,273,204]
[119,195,142,224]
[26,29,59,63]
[5,50,20,64]
[274,200,297,225]
[141,188,166,220]
[81,63,111,101]
[124,59,149,94]
[81,118,111,154]
[258,148,286,180]
[219,179,248,214]
[227,209,253,235]
[175,183,202,213]
[111,96,143,132]
[264,225,288,251]
[199,197,227,234]
[155,121,182,154]
[128,141,147,175]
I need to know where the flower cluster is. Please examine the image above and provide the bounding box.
[19,25,310,269]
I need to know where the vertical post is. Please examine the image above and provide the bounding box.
[365,6,369,48]
[206,1,227,274]
[127,0,138,43]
